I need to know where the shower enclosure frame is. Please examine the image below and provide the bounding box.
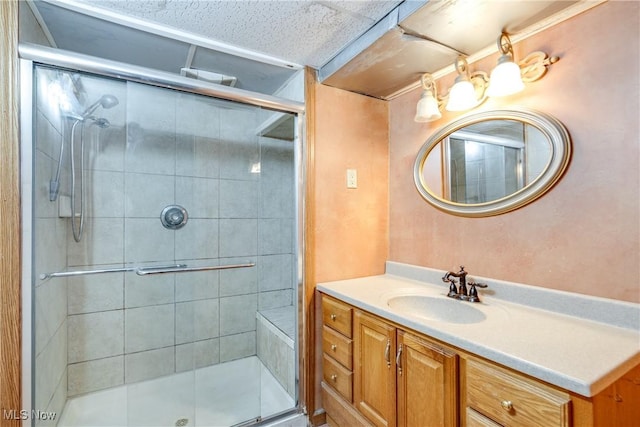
[19,42,306,425]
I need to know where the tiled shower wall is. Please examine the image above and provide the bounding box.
[33,68,69,421]
[34,69,296,400]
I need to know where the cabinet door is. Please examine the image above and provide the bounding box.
[396,330,458,427]
[354,310,397,427]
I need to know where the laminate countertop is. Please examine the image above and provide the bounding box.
[317,262,640,397]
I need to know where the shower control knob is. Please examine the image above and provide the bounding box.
[160,205,188,230]
[169,211,184,224]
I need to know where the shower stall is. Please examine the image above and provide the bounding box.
[20,44,304,427]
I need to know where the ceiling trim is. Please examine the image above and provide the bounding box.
[383,0,608,100]
[41,0,304,70]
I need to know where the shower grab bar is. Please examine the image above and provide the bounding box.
[40,262,254,280]
[135,263,255,276]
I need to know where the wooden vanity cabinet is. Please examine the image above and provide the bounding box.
[353,310,459,427]
[320,292,640,427]
[462,356,571,427]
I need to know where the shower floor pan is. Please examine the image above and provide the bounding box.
[58,356,294,427]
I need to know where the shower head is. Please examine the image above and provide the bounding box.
[82,94,119,117]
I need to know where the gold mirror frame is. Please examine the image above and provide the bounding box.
[414,109,571,217]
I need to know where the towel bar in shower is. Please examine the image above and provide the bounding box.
[40,262,254,280]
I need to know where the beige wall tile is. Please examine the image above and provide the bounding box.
[68,272,123,315]
[35,321,67,411]
[220,294,257,335]
[68,311,123,363]
[220,331,256,362]
[125,304,174,353]
[125,347,174,384]
[68,356,124,396]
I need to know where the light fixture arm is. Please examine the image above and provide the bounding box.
[420,72,446,110]
[420,73,437,94]
[497,32,515,57]
[518,51,560,82]
[468,70,489,105]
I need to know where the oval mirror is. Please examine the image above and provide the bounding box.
[414,109,571,217]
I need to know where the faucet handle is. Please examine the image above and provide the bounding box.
[469,281,487,288]
[467,281,487,303]
[446,281,458,298]
[442,271,459,298]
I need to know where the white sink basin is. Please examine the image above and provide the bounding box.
[387,295,486,324]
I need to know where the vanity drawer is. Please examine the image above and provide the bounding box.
[323,353,353,402]
[322,295,353,338]
[322,325,353,370]
[466,408,502,427]
[465,358,571,427]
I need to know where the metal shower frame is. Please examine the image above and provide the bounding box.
[19,42,307,426]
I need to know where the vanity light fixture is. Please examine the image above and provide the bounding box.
[414,32,560,122]
[415,73,442,122]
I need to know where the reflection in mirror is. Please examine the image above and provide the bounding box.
[429,120,551,204]
[414,109,571,217]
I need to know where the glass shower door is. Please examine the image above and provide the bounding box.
[31,63,297,427]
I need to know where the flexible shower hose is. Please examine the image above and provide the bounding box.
[70,119,86,242]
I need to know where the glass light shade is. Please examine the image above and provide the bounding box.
[445,78,478,111]
[486,56,525,97]
[415,90,441,122]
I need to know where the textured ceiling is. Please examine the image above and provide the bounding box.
[30,0,603,99]
[67,0,402,68]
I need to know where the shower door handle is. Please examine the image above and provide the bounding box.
[40,264,186,280]
[41,262,255,280]
[135,262,255,276]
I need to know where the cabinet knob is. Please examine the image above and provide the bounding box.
[331,344,337,351]
[330,314,337,321]
[331,374,337,382]
[501,400,513,411]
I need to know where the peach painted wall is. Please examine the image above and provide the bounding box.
[311,84,389,419]
[388,1,640,303]
[314,84,389,283]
